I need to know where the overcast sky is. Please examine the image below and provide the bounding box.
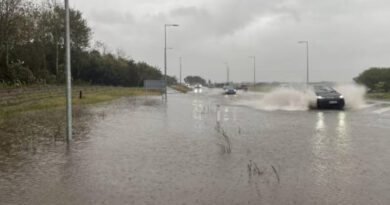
[71,0,390,83]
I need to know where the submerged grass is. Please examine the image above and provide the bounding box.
[0,105,92,155]
[0,86,160,156]
[0,86,160,117]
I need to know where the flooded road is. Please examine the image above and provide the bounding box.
[1,88,390,204]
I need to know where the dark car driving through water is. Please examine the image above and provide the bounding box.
[223,86,237,95]
[313,85,345,109]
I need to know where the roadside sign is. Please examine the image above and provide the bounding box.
[144,80,165,90]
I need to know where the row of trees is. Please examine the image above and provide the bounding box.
[0,0,174,86]
[184,76,206,85]
[354,68,390,92]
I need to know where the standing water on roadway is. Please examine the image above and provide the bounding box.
[1,88,390,204]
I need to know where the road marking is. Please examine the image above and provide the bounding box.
[373,107,390,114]
[368,100,390,105]
[361,103,377,109]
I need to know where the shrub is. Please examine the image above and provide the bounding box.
[354,68,390,92]
[9,60,36,84]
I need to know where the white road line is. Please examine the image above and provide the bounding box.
[373,107,390,114]
[367,100,390,105]
[361,103,378,109]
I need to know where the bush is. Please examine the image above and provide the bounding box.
[8,61,36,84]
[374,82,386,92]
[354,68,390,92]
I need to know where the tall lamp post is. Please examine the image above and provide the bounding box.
[249,56,256,87]
[298,41,309,85]
[164,24,179,99]
[179,57,182,84]
[225,63,230,85]
[65,0,72,143]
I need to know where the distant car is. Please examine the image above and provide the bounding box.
[313,85,345,109]
[237,84,248,91]
[224,86,237,95]
[194,84,202,89]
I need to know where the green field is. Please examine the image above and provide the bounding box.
[366,92,390,100]
[171,85,193,93]
[0,86,160,117]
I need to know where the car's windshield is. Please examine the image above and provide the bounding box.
[314,85,337,93]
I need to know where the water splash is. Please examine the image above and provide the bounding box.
[236,84,367,111]
[237,87,316,111]
[334,84,367,110]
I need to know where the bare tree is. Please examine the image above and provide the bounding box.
[94,40,108,55]
[0,0,24,66]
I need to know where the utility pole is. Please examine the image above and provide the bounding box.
[298,41,309,85]
[164,26,167,99]
[56,42,59,78]
[179,57,182,84]
[226,63,230,85]
[164,24,179,100]
[65,0,72,143]
[306,42,309,85]
[249,56,256,87]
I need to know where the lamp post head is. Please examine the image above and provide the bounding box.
[166,24,179,27]
[298,40,308,44]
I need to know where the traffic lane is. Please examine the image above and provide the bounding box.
[1,94,390,204]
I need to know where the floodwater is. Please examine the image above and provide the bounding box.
[1,88,390,204]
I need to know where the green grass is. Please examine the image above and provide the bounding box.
[366,92,390,100]
[0,86,160,118]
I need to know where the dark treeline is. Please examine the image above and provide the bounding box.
[184,76,206,85]
[0,0,173,86]
[354,68,390,92]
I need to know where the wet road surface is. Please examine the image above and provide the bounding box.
[1,88,390,204]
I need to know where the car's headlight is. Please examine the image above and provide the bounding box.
[339,95,344,99]
[317,96,323,99]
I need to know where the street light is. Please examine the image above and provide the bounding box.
[179,57,182,84]
[298,40,309,85]
[225,63,230,85]
[249,56,256,87]
[64,0,72,143]
[164,24,179,100]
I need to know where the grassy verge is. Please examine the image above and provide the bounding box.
[366,92,390,100]
[0,86,160,117]
[171,85,193,93]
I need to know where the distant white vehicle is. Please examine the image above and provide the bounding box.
[194,84,202,89]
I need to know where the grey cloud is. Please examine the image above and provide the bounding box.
[89,9,134,26]
[171,6,209,17]
[169,0,301,36]
[73,0,390,82]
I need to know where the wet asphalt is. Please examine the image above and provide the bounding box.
[1,88,390,205]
